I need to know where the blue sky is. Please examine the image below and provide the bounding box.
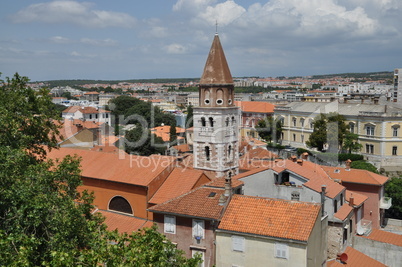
[1,0,401,81]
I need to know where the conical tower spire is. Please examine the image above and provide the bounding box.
[200,34,233,85]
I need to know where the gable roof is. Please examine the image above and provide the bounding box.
[218,195,321,242]
[148,187,225,220]
[321,166,388,185]
[150,125,185,142]
[46,147,174,186]
[241,147,279,160]
[327,246,386,267]
[235,101,275,113]
[149,167,210,205]
[334,203,353,221]
[345,190,368,207]
[199,34,233,85]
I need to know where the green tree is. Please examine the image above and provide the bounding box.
[255,116,282,143]
[385,177,402,219]
[0,73,60,158]
[0,73,201,266]
[170,120,177,145]
[306,114,327,151]
[350,160,378,173]
[185,104,194,128]
[124,126,167,156]
[306,113,348,152]
[342,132,362,153]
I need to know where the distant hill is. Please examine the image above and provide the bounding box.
[310,71,393,80]
[36,78,198,88]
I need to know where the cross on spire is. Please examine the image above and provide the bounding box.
[215,20,218,35]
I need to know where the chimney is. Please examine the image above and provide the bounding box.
[219,172,232,205]
[297,159,303,166]
[291,155,297,162]
[321,185,326,217]
[301,152,309,160]
[349,194,354,207]
[345,159,352,170]
[374,97,379,104]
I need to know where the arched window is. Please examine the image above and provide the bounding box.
[205,146,210,161]
[228,145,232,158]
[334,199,338,213]
[216,89,223,105]
[204,89,210,105]
[109,196,133,214]
[225,117,230,127]
[349,122,355,133]
[231,116,235,125]
[201,117,206,127]
[209,117,214,127]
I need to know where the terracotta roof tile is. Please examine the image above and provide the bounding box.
[327,246,386,266]
[321,166,388,185]
[334,203,353,221]
[149,167,210,205]
[234,101,275,113]
[62,106,110,114]
[150,126,185,142]
[345,190,368,207]
[241,147,279,160]
[205,177,244,189]
[98,210,153,234]
[363,229,402,247]
[149,187,225,220]
[218,195,321,242]
[46,148,174,186]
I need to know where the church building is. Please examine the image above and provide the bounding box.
[193,33,240,178]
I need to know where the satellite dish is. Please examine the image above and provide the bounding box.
[339,253,348,263]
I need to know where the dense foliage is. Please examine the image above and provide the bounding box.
[0,73,201,266]
[385,177,402,219]
[255,116,283,143]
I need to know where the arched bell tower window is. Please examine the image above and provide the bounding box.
[216,89,223,105]
[201,117,206,127]
[209,117,214,127]
[225,117,230,127]
[205,146,210,161]
[231,116,235,125]
[228,145,232,158]
[204,89,210,105]
[109,196,133,215]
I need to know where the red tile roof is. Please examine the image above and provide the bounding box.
[334,204,353,221]
[321,166,388,186]
[218,195,321,242]
[345,190,368,207]
[149,187,225,220]
[99,210,153,234]
[46,148,174,186]
[234,101,275,113]
[150,126,185,142]
[171,143,191,153]
[362,229,402,247]
[149,167,210,205]
[62,106,110,114]
[327,246,386,267]
[205,176,244,189]
[241,147,279,160]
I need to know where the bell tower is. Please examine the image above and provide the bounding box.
[193,33,240,178]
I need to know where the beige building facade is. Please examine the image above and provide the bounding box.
[274,100,402,169]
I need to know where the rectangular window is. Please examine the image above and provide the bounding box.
[191,250,205,267]
[274,243,288,259]
[293,118,296,127]
[232,235,245,252]
[301,135,304,143]
[192,219,205,239]
[366,126,374,136]
[366,144,374,154]
[350,123,355,133]
[393,127,398,137]
[393,146,397,156]
[164,215,176,234]
[293,134,296,142]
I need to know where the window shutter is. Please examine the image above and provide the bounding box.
[164,215,175,234]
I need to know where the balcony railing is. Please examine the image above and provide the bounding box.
[357,219,372,236]
[380,197,392,209]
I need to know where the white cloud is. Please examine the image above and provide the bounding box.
[11,1,137,28]
[196,0,246,26]
[70,51,80,56]
[80,38,118,46]
[173,0,216,12]
[164,43,188,54]
[49,36,71,44]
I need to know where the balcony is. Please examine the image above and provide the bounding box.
[380,197,392,209]
[357,219,372,236]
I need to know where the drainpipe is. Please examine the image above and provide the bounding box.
[321,185,327,217]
